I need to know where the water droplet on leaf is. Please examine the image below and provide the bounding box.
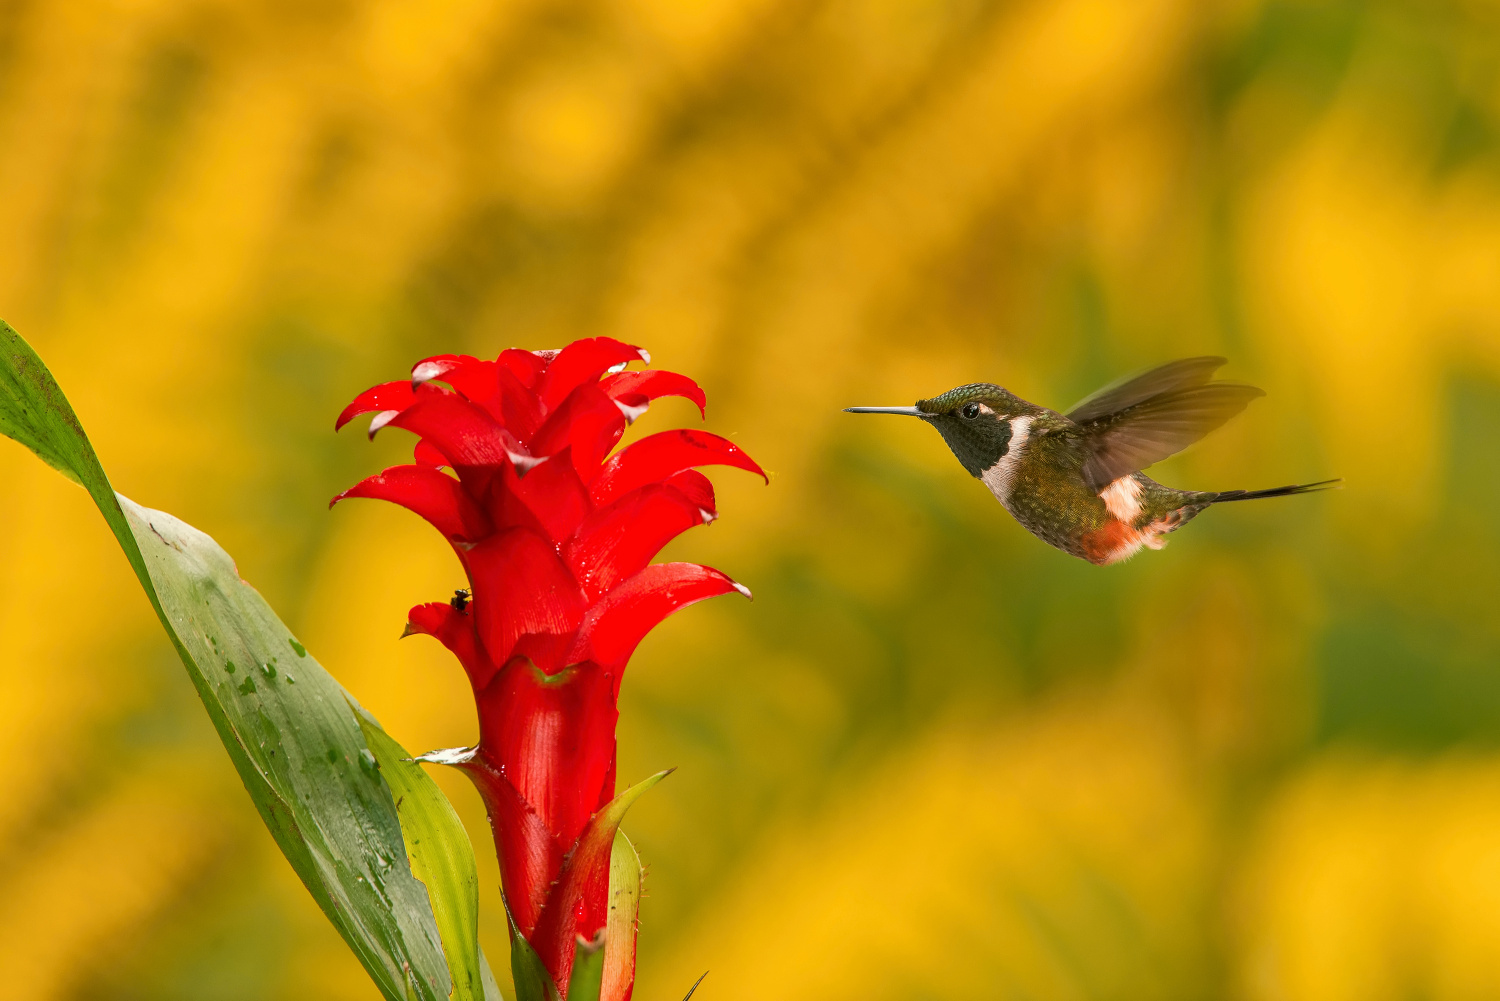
[225,660,236,673]
[288,638,307,657]
[237,676,255,695]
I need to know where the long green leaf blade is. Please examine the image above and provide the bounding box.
[0,320,455,1000]
[359,710,485,1001]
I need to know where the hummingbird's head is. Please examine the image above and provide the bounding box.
[846,383,1035,478]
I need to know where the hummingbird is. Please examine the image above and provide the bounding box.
[847,357,1338,565]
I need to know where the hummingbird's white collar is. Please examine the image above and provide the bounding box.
[979,415,1034,503]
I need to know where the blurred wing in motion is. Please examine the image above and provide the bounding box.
[1065,356,1228,424]
[1070,362,1264,492]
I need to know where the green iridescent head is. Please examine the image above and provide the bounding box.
[847,382,1031,478]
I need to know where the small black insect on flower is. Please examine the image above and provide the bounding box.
[450,588,471,614]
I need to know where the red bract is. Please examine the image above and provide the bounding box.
[334,338,763,998]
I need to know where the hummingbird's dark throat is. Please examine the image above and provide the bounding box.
[929,413,1013,478]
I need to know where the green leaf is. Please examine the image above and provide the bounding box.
[601,831,643,1001]
[566,931,606,1001]
[508,910,561,1001]
[479,952,507,1001]
[358,711,486,1001]
[0,320,461,1000]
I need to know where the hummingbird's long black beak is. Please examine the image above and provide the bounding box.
[843,406,927,416]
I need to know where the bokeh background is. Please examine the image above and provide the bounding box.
[2,0,1500,997]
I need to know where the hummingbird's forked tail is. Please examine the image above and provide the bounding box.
[1210,478,1342,503]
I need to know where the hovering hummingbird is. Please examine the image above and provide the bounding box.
[847,357,1338,565]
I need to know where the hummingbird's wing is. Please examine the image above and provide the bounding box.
[1065,356,1227,424]
[1069,370,1264,493]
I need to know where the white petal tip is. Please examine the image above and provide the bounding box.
[606,361,630,374]
[698,508,718,525]
[614,399,649,424]
[367,410,400,439]
[637,348,651,364]
[413,746,477,765]
[411,361,447,385]
[509,452,549,476]
[731,581,753,600]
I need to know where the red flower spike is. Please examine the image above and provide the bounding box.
[335,340,761,1000]
[591,429,767,507]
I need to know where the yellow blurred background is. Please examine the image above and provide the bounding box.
[2,0,1499,997]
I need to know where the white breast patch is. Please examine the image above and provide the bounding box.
[1099,475,1144,523]
[979,415,1034,504]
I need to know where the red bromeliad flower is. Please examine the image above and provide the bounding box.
[332,338,764,998]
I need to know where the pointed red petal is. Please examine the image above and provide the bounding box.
[474,658,617,863]
[500,348,549,388]
[565,485,706,601]
[331,465,492,542]
[412,354,504,417]
[336,380,416,431]
[387,386,538,486]
[463,760,563,938]
[412,353,550,439]
[404,601,497,690]
[600,369,706,417]
[569,562,749,672]
[467,528,588,668]
[664,469,717,520]
[497,365,547,442]
[535,338,648,411]
[590,429,766,506]
[409,354,471,386]
[530,383,627,486]
[493,448,593,545]
[414,439,449,468]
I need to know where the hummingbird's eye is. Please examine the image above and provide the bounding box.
[961,403,981,420]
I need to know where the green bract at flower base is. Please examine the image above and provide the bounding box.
[0,320,501,1001]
